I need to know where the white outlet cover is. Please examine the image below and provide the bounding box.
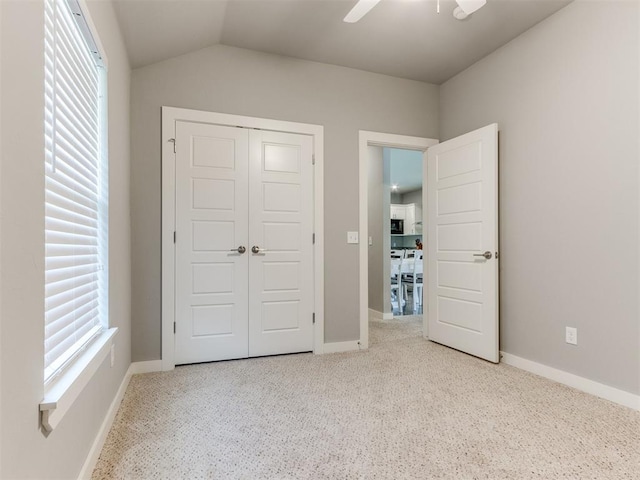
[347,231,359,244]
[565,327,577,345]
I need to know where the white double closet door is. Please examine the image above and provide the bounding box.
[174,121,314,365]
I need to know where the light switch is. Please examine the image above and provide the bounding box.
[347,231,359,244]
[368,236,373,246]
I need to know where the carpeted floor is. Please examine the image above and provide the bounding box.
[92,316,640,479]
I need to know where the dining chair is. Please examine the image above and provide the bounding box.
[390,258,405,316]
[399,257,414,295]
[401,254,423,312]
[412,255,424,311]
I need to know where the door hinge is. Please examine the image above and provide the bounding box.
[173,231,176,243]
[312,154,315,165]
[312,313,316,324]
[169,138,176,153]
[173,321,176,334]
[312,233,315,244]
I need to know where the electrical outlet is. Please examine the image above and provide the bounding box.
[110,344,115,367]
[565,327,577,345]
[347,231,359,244]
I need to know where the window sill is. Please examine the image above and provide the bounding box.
[40,327,118,433]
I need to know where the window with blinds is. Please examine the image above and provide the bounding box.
[44,0,108,383]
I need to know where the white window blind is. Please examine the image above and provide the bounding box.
[44,0,108,383]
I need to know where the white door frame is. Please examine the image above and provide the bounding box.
[162,107,325,370]
[358,131,439,349]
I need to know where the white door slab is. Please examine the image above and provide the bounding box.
[175,121,249,364]
[426,124,499,363]
[248,130,315,356]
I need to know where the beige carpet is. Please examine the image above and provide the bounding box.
[92,317,640,479]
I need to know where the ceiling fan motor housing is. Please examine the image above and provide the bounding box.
[456,0,487,15]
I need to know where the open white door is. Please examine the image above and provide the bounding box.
[426,124,499,363]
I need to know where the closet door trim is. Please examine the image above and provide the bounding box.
[161,107,325,370]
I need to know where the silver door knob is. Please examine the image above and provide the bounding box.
[473,251,492,260]
[251,246,268,254]
[230,246,246,254]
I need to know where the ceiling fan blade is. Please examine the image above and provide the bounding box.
[455,0,487,15]
[343,0,382,23]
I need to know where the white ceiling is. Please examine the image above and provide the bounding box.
[112,0,572,84]
[389,149,423,194]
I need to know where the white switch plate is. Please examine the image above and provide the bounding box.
[565,327,577,345]
[347,231,359,244]
[368,236,373,246]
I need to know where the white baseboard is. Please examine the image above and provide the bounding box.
[77,360,164,480]
[129,360,163,375]
[500,352,640,411]
[77,365,133,480]
[368,308,394,320]
[323,340,361,354]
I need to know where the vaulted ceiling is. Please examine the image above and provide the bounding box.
[112,0,572,84]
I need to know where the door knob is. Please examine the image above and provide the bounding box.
[473,251,492,260]
[251,246,268,254]
[230,246,246,254]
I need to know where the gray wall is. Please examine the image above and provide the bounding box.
[0,1,131,477]
[130,44,439,357]
[382,150,392,314]
[368,147,384,313]
[0,2,3,473]
[367,146,392,315]
[440,0,639,394]
[402,189,422,210]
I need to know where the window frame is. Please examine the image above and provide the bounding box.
[40,0,117,433]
